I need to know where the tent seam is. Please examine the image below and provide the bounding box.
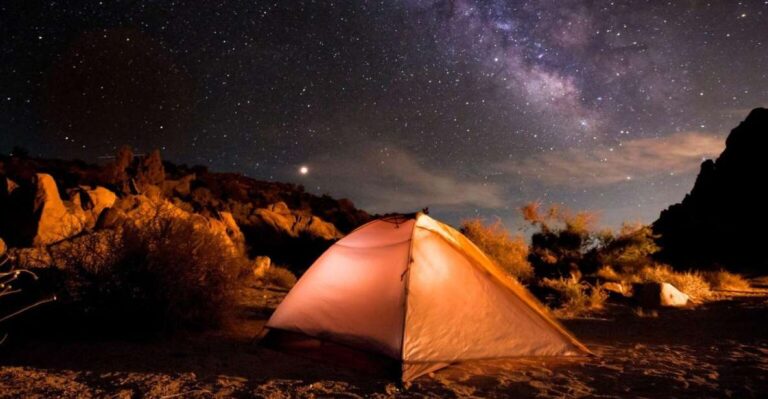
[398,212,420,376]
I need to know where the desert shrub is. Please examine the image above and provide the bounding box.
[522,202,602,279]
[540,277,607,317]
[259,265,297,289]
[701,270,751,291]
[597,263,714,302]
[460,218,533,281]
[598,224,660,274]
[64,209,248,331]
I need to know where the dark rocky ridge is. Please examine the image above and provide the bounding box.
[654,108,768,272]
[0,150,371,270]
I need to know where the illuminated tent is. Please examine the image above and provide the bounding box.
[264,212,590,381]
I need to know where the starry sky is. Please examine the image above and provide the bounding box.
[2,1,767,228]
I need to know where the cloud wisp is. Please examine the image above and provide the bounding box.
[499,131,724,188]
[312,144,504,213]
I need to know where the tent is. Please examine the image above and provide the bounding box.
[264,212,590,381]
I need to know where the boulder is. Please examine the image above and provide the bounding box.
[252,256,272,278]
[161,174,195,197]
[95,206,127,230]
[204,210,246,255]
[69,186,117,228]
[633,282,689,308]
[216,211,246,252]
[31,174,88,246]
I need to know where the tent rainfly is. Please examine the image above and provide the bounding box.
[264,212,591,381]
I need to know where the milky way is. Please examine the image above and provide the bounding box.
[2,1,767,227]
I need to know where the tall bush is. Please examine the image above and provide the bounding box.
[460,218,533,281]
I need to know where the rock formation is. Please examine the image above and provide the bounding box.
[0,173,119,247]
[654,108,768,271]
[69,186,118,229]
[252,201,343,240]
[30,173,88,246]
[0,149,369,270]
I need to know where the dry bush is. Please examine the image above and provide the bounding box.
[460,218,533,281]
[592,224,718,301]
[701,270,751,291]
[540,277,607,317]
[1,254,56,341]
[598,263,714,302]
[260,266,297,289]
[522,202,601,279]
[598,223,660,274]
[66,209,249,330]
[596,265,621,281]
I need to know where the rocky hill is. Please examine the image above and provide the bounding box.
[0,147,370,271]
[654,108,768,272]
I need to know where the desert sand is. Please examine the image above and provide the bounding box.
[1,285,766,398]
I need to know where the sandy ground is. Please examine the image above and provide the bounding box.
[1,285,767,398]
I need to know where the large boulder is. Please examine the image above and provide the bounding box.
[633,282,689,308]
[31,174,88,246]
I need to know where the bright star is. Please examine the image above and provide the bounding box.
[299,165,309,175]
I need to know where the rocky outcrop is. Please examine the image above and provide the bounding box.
[0,150,370,270]
[654,108,768,271]
[0,174,117,247]
[253,201,342,240]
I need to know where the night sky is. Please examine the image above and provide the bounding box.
[2,1,767,228]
